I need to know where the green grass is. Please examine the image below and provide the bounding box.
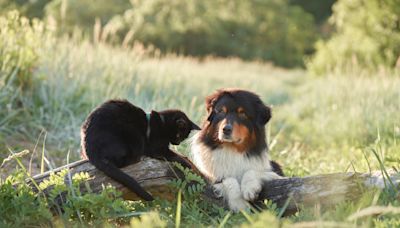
[1,32,400,226]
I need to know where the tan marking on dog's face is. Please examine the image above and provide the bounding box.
[237,107,248,119]
[232,123,248,144]
[235,128,257,153]
[230,123,250,152]
[219,106,227,114]
[217,121,254,153]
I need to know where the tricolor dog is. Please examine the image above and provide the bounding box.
[191,89,283,211]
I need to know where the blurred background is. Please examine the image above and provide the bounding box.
[0,0,399,176]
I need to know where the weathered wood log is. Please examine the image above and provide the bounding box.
[27,157,400,215]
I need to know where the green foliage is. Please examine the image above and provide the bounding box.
[0,11,52,152]
[275,75,400,176]
[112,0,316,67]
[0,0,51,19]
[170,163,206,200]
[38,169,132,225]
[130,212,166,228]
[307,0,400,75]
[0,168,135,227]
[0,178,52,227]
[0,11,47,89]
[45,0,131,34]
[1,0,336,67]
[289,0,336,24]
[240,210,291,228]
[0,7,399,227]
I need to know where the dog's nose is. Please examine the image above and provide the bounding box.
[223,124,232,135]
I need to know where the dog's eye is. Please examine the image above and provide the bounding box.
[238,112,247,119]
[237,108,247,119]
[215,107,226,114]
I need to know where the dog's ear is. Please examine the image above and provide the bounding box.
[256,104,271,126]
[205,92,221,122]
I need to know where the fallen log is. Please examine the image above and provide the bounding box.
[27,157,400,215]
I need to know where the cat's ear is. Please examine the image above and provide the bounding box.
[190,121,201,130]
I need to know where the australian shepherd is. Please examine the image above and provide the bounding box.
[191,89,283,211]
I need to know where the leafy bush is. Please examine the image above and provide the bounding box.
[44,0,131,34]
[130,212,166,228]
[0,11,47,89]
[0,0,51,19]
[0,168,133,227]
[38,169,132,225]
[102,0,316,67]
[0,11,52,151]
[307,0,400,75]
[0,179,52,227]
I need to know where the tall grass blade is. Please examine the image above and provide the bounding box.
[175,189,182,228]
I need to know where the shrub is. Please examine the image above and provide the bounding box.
[44,0,131,34]
[0,11,51,152]
[0,11,46,89]
[307,0,400,75]
[105,0,317,67]
[0,178,52,227]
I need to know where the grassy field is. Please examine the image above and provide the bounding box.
[1,35,400,226]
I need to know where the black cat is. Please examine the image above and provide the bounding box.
[80,99,200,201]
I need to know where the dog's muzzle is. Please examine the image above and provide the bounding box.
[218,123,234,142]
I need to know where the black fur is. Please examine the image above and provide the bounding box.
[81,99,200,201]
[201,89,270,156]
[270,160,284,177]
[199,89,284,176]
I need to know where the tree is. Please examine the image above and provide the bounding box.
[112,0,316,67]
[308,0,400,75]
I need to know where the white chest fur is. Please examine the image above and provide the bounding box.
[191,135,272,182]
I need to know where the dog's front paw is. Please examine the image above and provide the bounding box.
[227,197,248,212]
[241,170,262,201]
[222,178,248,212]
[212,183,224,198]
[241,178,262,201]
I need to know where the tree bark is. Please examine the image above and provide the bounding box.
[27,157,400,215]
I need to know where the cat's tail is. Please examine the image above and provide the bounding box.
[89,156,154,201]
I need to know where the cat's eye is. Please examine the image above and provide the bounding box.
[176,118,186,128]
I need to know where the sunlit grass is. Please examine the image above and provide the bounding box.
[1,36,399,227]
